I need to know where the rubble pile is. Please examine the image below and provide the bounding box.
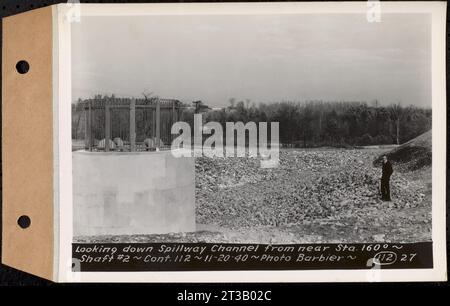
[195,149,430,228]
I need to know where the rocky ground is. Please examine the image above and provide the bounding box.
[78,147,432,244]
[194,148,431,243]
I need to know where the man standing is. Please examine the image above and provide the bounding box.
[381,155,393,201]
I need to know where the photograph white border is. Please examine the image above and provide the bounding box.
[55,2,447,282]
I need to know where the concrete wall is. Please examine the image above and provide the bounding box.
[73,150,195,236]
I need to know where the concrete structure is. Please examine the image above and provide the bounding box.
[73,150,195,236]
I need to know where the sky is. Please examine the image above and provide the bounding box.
[71,13,431,108]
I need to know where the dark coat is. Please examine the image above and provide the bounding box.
[382,160,393,179]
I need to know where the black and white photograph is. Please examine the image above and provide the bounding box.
[60,2,446,281]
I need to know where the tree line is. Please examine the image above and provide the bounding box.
[181,99,431,147]
[73,96,431,147]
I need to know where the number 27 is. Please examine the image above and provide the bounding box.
[400,253,417,262]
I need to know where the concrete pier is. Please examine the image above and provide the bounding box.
[72,150,195,236]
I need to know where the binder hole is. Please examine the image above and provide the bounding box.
[16,60,30,74]
[17,215,31,229]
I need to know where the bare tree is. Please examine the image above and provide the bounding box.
[245,98,251,109]
[228,97,236,109]
[371,99,379,108]
[142,89,158,102]
[388,102,411,145]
